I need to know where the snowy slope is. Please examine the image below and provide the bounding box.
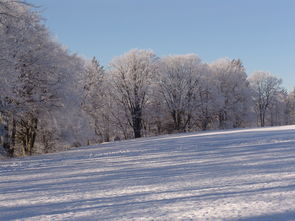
[1,126,295,221]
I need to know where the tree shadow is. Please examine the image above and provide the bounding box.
[236,211,295,221]
[1,127,295,220]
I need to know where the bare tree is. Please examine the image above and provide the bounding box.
[82,57,115,142]
[157,54,202,132]
[109,49,158,138]
[248,71,282,127]
[210,58,251,129]
[285,88,295,125]
[194,65,216,130]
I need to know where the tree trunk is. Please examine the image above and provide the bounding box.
[29,117,38,155]
[20,115,38,155]
[218,111,226,129]
[201,118,209,131]
[172,110,183,131]
[1,113,14,157]
[260,109,265,127]
[132,106,142,138]
[3,118,10,156]
[11,117,16,147]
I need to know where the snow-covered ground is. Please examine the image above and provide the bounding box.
[1,126,295,221]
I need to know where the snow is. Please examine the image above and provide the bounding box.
[1,125,295,220]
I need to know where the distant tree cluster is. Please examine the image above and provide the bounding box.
[1,0,295,157]
[82,51,295,143]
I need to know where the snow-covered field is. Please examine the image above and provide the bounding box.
[1,126,295,221]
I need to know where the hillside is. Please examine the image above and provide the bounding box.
[1,126,295,220]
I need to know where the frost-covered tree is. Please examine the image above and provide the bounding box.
[1,0,292,157]
[0,0,88,156]
[268,90,288,126]
[285,88,295,125]
[210,59,251,129]
[157,54,202,132]
[248,71,283,127]
[82,57,114,142]
[193,65,217,130]
[0,0,36,156]
[109,49,158,138]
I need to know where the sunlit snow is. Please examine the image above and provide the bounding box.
[1,125,295,220]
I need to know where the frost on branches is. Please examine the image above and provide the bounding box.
[0,0,87,157]
[1,1,295,158]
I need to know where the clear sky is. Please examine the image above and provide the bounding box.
[29,0,295,91]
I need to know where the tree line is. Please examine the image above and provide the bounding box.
[83,51,295,143]
[1,0,295,157]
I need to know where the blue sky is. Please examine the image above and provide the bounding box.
[29,0,295,91]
